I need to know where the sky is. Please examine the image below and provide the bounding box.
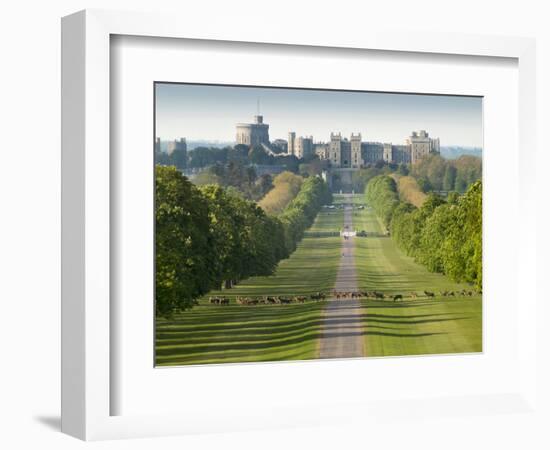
[155,83,483,147]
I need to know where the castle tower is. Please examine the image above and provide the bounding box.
[351,133,362,168]
[329,132,342,167]
[408,130,438,164]
[288,131,296,155]
[167,137,187,155]
[236,115,270,146]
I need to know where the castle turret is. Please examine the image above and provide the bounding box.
[236,115,270,146]
[288,131,296,155]
[330,132,342,167]
[351,133,362,168]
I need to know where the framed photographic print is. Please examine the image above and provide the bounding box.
[62,9,539,442]
[153,82,483,367]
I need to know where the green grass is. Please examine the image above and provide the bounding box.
[351,198,482,356]
[155,207,343,366]
[359,298,482,357]
[156,302,326,365]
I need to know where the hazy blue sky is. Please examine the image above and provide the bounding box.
[155,83,483,147]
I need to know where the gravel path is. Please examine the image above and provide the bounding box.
[319,195,365,359]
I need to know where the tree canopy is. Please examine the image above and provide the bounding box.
[155,165,331,317]
[365,175,482,290]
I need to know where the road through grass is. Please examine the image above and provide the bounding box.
[155,206,343,366]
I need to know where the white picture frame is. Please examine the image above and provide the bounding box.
[61,9,538,441]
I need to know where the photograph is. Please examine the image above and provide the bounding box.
[154,83,483,367]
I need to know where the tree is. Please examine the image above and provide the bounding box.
[365,175,400,227]
[245,166,257,186]
[443,165,457,191]
[417,177,433,193]
[257,174,273,197]
[259,172,303,216]
[155,166,218,317]
[279,154,300,173]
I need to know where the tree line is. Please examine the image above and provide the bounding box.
[365,175,482,290]
[412,154,481,193]
[157,143,303,173]
[155,165,331,317]
[193,160,274,202]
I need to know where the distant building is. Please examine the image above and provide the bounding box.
[236,115,270,146]
[167,137,187,155]
[314,143,329,160]
[326,130,440,167]
[234,114,439,166]
[294,136,314,159]
[406,130,439,164]
[287,132,296,155]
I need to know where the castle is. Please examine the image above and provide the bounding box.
[236,115,270,147]
[236,115,440,166]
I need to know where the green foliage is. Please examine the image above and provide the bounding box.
[187,146,229,168]
[364,175,399,228]
[155,148,188,170]
[412,154,481,193]
[248,145,271,165]
[364,175,482,290]
[195,161,272,201]
[279,176,332,254]
[155,166,218,317]
[440,181,482,289]
[156,165,331,317]
[198,185,286,287]
[443,164,457,191]
[258,171,303,215]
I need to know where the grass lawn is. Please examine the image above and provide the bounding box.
[156,302,326,366]
[352,197,482,357]
[360,298,482,357]
[155,207,344,366]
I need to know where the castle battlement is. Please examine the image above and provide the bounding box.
[235,115,439,166]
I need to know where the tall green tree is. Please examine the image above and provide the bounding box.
[155,166,218,317]
[443,165,457,191]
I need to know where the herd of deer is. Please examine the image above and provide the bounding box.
[208,289,477,306]
[209,292,327,306]
[333,289,477,302]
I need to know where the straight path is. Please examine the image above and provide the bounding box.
[319,194,365,359]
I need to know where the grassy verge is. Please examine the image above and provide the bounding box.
[360,297,482,356]
[156,302,326,365]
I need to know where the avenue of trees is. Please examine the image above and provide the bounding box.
[155,165,331,317]
[278,176,332,254]
[365,175,482,290]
